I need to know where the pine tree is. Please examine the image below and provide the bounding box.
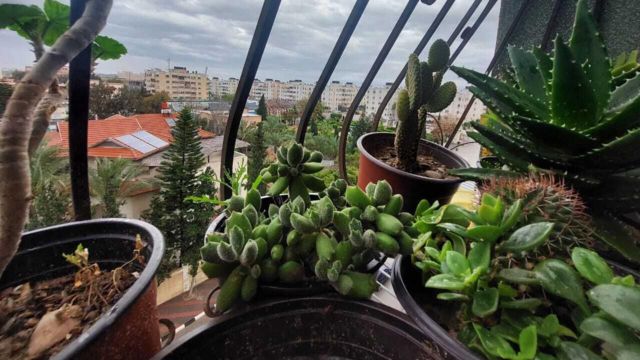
[349,115,371,151]
[257,94,268,119]
[246,121,267,191]
[143,108,215,280]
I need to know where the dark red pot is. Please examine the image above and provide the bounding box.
[357,132,468,212]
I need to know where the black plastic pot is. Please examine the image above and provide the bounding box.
[357,132,468,212]
[0,219,165,360]
[155,295,446,360]
[205,195,386,297]
[392,255,640,360]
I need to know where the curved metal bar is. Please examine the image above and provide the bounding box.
[336,0,420,180]
[444,0,529,148]
[295,0,369,144]
[68,0,92,220]
[446,0,482,46]
[370,0,457,131]
[220,0,281,200]
[447,0,498,66]
[541,0,564,51]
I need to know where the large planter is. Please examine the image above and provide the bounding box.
[154,295,445,359]
[205,195,385,298]
[0,219,165,360]
[357,132,468,212]
[391,254,640,360]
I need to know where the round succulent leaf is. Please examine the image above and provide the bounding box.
[445,250,470,276]
[534,259,589,313]
[558,342,602,360]
[588,284,640,331]
[425,273,466,291]
[571,247,614,285]
[472,287,499,318]
[580,315,638,347]
[498,222,554,253]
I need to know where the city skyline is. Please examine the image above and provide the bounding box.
[0,0,500,86]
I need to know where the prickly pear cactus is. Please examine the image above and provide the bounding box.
[260,142,326,205]
[395,39,457,172]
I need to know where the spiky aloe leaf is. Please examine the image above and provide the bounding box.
[406,54,422,111]
[508,46,546,101]
[471,122,572,169]
[584,173,640,213]
[569,0,610,118]
[467,131,530,172]
[551,36,598,129]
[587,73,640,139]
[451,66,548,121]
[591,210,640,263]
[448,168,522,181]
[533,47,553,93]
[467,86,513,121]
[509,115,599,154]
[575,128,640,170]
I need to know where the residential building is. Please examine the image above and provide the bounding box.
[210,77,239,97]
[440,89,486,122]
[117,71,146,89]
[321,81,358,112]
[280,80,314,103]
[45,112,248,218]
[145,66,210,100]
[362,83,398,126]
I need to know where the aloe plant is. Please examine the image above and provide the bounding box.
[411,194,640,360]
[395,40,457,172]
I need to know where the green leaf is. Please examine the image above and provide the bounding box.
[509,115,599,154]
[466,225,504,243]
[533,47,553,93]
[448,167,523,182]
[436,223,468,238]
[445,251,470,276]
[0,4,46,42]
[498,282,519,297]
[518,325,537,360]
[472,287,499,318]
[500,199,523,233]
[580,316,639,347]
[499,268,540,285]
[500,298,543,311]
[590,211,640,264]
[42,0,69,46]
[551,36,598,129]
[467,131,531,172]
[558,342,603,360]
[587,74,640,140]
[499,222,554,253]
[425,273,466,291]
[92,35,128,61]
[468,242,491,270]
[575,127,640,170]
[588,284,640,331]
[571,247,614,285]
[538,314,560,337]
[615,345,640,360]
[492,323,521,343]
[508,46,547,101]
[473,323,517,359]
[437,292,469,301]
[569,0,610,119]
[534,259,589,313]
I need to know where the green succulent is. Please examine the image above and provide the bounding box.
[449,0,640,262]
[395,40,457,172]
[261,143,326,205]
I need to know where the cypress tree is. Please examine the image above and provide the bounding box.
[143,108,215,280]
[246,121,267,191]
[257,94,268,119]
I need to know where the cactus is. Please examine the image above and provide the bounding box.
[261,143,326,205]
[395,40,457,172]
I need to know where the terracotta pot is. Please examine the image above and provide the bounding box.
[357,132,468,212]
[0,219,165,360]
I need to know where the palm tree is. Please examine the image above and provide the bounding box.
[27,141,71,230]
[90,158,152,218]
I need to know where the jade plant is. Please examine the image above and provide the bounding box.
[449,0,640,259]
[199,143,420,313]
[395,40,457,172]
[411,194,640,359]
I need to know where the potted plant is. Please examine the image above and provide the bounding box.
[199,143,416,314]
[357,40,468,212]
[0,1,166,359]
[392,189,640,359]
[448,0,640,265]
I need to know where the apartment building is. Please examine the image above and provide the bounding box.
[362,83,398,126]
[440,89,486,122]
[117,71,145,89]
[145,66,209,100]
[321,81,358,112]
[280,80,314,103]
[210,77,239,97]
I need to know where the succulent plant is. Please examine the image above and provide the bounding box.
[260,142,325,205]
[481,174,595,255]
[449,0,640,262]
[395,40,457,172]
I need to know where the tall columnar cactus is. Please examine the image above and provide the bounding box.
[449,0,640,261]
[395,40,457,172]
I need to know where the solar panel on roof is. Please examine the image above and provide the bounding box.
[132,130,168,148]
[116,134,156,153]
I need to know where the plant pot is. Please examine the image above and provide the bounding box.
[391,255,640,360]
[357,132,468,212]
[0,219,165,360]
[154,295,446,360]
[205,195,386,298]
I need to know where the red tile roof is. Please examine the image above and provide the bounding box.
[47,114,215,160]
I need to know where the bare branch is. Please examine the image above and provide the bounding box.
[0,0,113,277]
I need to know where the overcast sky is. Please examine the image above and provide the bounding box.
[0,0,501,85]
